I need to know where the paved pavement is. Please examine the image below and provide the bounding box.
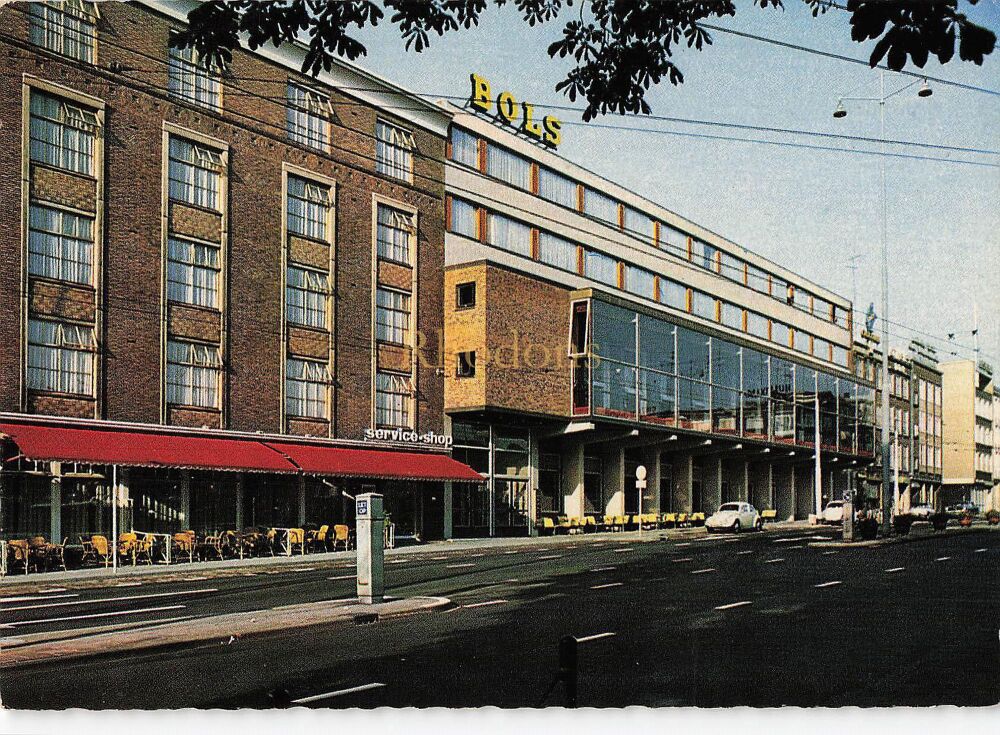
[1,524,997,708]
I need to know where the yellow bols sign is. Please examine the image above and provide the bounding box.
[469,73,562,148]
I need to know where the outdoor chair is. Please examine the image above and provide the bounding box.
[172,531,196,562]
[197,534,225,561]
[44,537,69,571]
[117,532,140,565]
[582,516,598,533]
[288,528,306,555]
[536,517,556,536]
[307,524,329,552]
[332,524,352,551]
[28,536,49,572]
[134,534,155,564]
[689,512,706,527]
[7,539,31,574]
[81,535,111,567]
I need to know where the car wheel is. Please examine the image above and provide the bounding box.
[732,520,741,534]
[755,518,763,532]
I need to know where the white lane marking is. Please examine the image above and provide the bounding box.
[35,587,68,593]
[8,604,187,628]
[974,548,986,553]
[590,566,616,572]
[691,568,717,575]
[0,593,79,604]
[429,556,449,560]
[576,632,616,643]
[784,545,804,549]
[736,550,754,555]
[388,560,408,565]
[675,542,692,547]
[537,555,563,560]
[291,682,386,705]
[590,582,624,590]
[715,601,753,610]
[503,550,521,555]
[885,567,905,573]
[1,588,218,613]
[771,537,798,542]
[671,558,693,563]
[814,581,842,588]
[822,551,839,556]
[446,563,475,569]
[115,581,143,587]
[613,548,634,553]
[468,553,487,558]
[765,558,785,564]
[291,567,317,572]
[180,576,208,581]
[934,557,951,562]
[327,574,356,580]
[461,599,507,609]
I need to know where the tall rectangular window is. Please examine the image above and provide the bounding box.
[583,188,618,225]
[623,206,652,240]
[286,358,330,419]
[376,120,414,181]
[720,302,742,330]
[584,249,617,287]
[375,287,410,345]
[168,137,222,210]
[376,205,414,265]
[166,340,221,409]
[747,312,768,339]
[287,176,331,240]
[537,231,576,272]
[27,318,95,395]
[29,1,98,64]
[487,214,532,258]
[287,83,330,152]
[747,264,769,293]
[661,279,686,310]
[538,167,576,208]
[449,198,477,239]
[660,224,687,255]
[625,266,654,299]
[449,127,478,168]
[167,238,220,308]
[691,291,715,320]
[375,371,411,428]
[168,37,222,111]
[286,266,329,329]
[720,252,742,282]
[29,91,98,175]
[486,145,531,190]
[28,204,93,284]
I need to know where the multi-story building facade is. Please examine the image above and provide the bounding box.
[439,90,875,536]
[0,0,483,547]
[908,341,943,508]
[941,359,994,509]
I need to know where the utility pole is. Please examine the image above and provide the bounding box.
[878,70,894,537]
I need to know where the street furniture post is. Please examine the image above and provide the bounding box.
[355,493,385,604]
[558,635,578,708]
[635,465,647,535]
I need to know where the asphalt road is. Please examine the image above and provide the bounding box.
[1,525,997,708]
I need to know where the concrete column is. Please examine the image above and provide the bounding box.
[49,476,62,543]
[603,446,625,517]
[722,459,748,503]
[774,464,795,521]
[642,447,661,514]
[180,471,191,530]
[235,474,245,531]
[442,481,454,540]
[561,442,585,519]
[297,475,307,526]
[702,457,722,513]
[671,453,694,512]
[749,462,773,511]
[528,433,540,536]
[796,470,814,520]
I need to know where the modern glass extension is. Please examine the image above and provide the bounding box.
[571,297,875,457]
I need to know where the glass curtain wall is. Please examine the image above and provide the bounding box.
[450,422,530,536]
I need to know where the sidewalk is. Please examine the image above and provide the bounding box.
[807,521,997,549]
[0,595,450,668]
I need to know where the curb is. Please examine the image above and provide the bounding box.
[807,525,994,549]
[0,595,450,669]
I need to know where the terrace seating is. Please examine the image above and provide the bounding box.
[307,524,329,552]
[689,512,706,527]
[172,531,196,562]
[332,524,352,551]
[117,532,141,565]
[536,517,556,536]
[661,512,677,528]
[761,509,778,523]
[6,540,31,574]
[582,516,598,533]
[81,535,111,567]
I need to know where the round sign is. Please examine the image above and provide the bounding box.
[635,465,647,481]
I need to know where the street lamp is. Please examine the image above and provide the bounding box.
[833,72,933,536]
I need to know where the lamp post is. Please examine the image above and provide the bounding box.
[833,73,932,536]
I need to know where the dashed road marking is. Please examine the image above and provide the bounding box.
[715,601,753,611]
[590,566,616,572]
[822,551,839,555]
[736,550,754,555]
[115,581,143,587]
[537,555,563,560]
[590,582,624,590]
[446,563,475,569]
[974,548,986,553]
[675,543,692,547]
[765,558,785,564]
[934,557,951,562]
[462,599,507,609]
[327,574,356,581]
[576,632,616,643]
[291,682,385,704]
[671,558,693,563]
[3,588,217,613]
[613,548,634,553]
[0,593,78,604]
[885,567,905,573]
[691,568,716,575]
[7,604,187,628]
[814,581,842,588]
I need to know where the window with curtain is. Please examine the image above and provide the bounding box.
[720,252,743,282]
[376,120,415,181]
[623,206,652,240]
[287,83,331,152]
[487,214,532,258]
[286,358,330,419]
[27,318,95,395]
[721,302,742,330]
[449,198,477,239]
[583,188,619,225]
[168,34,223,110]
[486,144,531,190]
[691,290,715,320]
[747,264,769,293]
[375,287,411,345]
[376,204,414,265]
[29,90,98,175]
[375,371,411,428]
[29,0,98,64]
[28,204,93,285]
[450,127,478,168]
[287,176,332,240]
[584,249,617,286]
[661,278,686,310]
[538,231,576,272]
[660,223,687,255]
[625,266,654,299]
[747,311,768,339]
[168,137,222,210]
[538,167,576,208]
[166,340,221,408]
[167,237,220,308]
[286,266,330,328]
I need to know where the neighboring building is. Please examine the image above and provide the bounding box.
[992,385,1000,511]
[908,341,943,509]
[440,94,874,537]
[0,0,482,547]
[941,359,994,509]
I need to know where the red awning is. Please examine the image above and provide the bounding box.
[0,421,484,482]
[266,441,485,483]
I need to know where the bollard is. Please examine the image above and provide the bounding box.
[355,493,385,604]
[558,635,578,708]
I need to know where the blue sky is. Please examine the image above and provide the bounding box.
[350,1,999,367]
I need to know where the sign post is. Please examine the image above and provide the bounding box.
[635,465,647,535]
[355,493,385,604]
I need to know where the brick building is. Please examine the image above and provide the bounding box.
[0,0,482,548]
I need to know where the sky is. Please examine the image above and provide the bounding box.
[346,0,999,368]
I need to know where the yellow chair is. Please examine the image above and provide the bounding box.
[690,512,706,526]
[118,532,139,565]
[536,517,556,536]
[288,528,306,554]
[761,509,777,522]
[583,516,598,533]
[172,531,195,562]
[7,540,31,574]
[677,513,689,527]
[82,535,111,567]
[332,524,352,551]
[308,524,330,552]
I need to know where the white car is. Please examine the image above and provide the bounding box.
[822,501,845,524]
[908,505,935,519]
[706,502,762,533]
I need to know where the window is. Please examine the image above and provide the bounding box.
[721,302,742,330]
[29,1,98,64]
[287,83,331,152]
[538,231,576,272]
[27,318,95,395]
[793,330,810,353]
[660,224,687,255]
[166,340,221,409]
[538,167,576,208]
[585,250,618,287]
[772,321,790,346]
[167,238,220,308]
[583,188,618,225]
[29,91,98,175]
[449,197,477,239]
[487,214,532,258]
[623,206,652,240]
[813,295,831,320]
[486,144,531,190]
[168,137,222,210]
[814,336,830,361]
[747,264,769,294]
[375,287,410,345]
[720,252,742,283]
[287,176,332,240]
[698,243,718,272]
[375,371,411,428]
[286,358,330,419]
[661,279,686,310]
[376,120,414,181]
[168,36,222,110]
[28,205,93,284]
[625,266,654,299]
[456,282,476,309]
[450,127,478,168]
[691,290,715,320]
[286,266,330,329]
[457,351,476,378]
[376,205,414,265]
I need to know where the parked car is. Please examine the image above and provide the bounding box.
[822,500,845,525]
[908,505,935,519]
[945,503,980,516]
[706,502,762,533]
